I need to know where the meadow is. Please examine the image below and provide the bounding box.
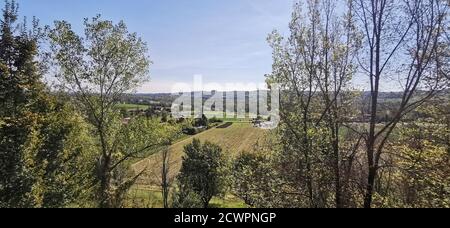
[132,122,268,186]
[117,103,150,110]
[125,122,267,208]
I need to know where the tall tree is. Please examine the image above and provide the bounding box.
[267,0,359,208]
[0,0,92,208]
[0,0,45,117]
[49,16,161,208]
[176,139,228,208]
[353,0,448,208]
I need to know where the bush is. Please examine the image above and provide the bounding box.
[209,117,224,124]
[176,139,229,208]
[194,114,209,127]
[182,127,197,135]
[171,184,203,208]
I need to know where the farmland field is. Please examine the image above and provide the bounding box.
[116,103,149,110]
[132,122,268,186]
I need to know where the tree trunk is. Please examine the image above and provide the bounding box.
[364,166,377,208]
[99,155,112,208]
[332,126,342,208]
[161,149,170,208]
[98,128,112,208]
[303,111,315,208]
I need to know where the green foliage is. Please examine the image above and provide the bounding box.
[0,99,95,208]
[194,114,209,128]
[209,117,224,124]
[0,0,47,117]
[232,151,286,208]
[0,1,93,208]
[161,111,169,123]
[0,0,448,209]
[176,139,229,208]
[119,117,181,163]
[377,102,450,208]
[116,103,149,111]
[264,0,360,208]
[49,16,150,96]
[49,15,154,208]
[171,185,204,208]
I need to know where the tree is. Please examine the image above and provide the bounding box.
[0,0,93,208]
[160,147,172,208]
[379,100,450,208]
[266,0,359,208]
[353,0,448,208]
[113,117,175,208]
[232,151,287,208]
[0,0,46,117]
[176,139,228,208]
[156,126,180,208]
[161,111,169,123]
[194,114,209,128]
[49,16,160,208]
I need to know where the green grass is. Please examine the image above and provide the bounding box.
[132,122,268,186]
[117,103,149,110]
[129,122,267,208]
[203,111,268,122]
[125,186,164,208]
[210,197,248,208]
[125,185,247,208]
[219,118,253,123]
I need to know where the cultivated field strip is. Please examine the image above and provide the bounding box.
[132,123,268,186]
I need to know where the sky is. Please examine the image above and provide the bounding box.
[19,0,295,93]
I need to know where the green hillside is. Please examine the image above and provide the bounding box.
[132,122,267,186]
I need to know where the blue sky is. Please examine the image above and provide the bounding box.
[19,0,295,93]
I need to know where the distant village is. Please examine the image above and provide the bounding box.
[118,93,275,130]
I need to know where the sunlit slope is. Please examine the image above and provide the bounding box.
[132,123,267,185]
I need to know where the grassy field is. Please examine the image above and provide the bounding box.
[203,111,269,122]
[128,122,267,208]
[117,103,149,110]
[125,185,247,208]
[132,122,268,186]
